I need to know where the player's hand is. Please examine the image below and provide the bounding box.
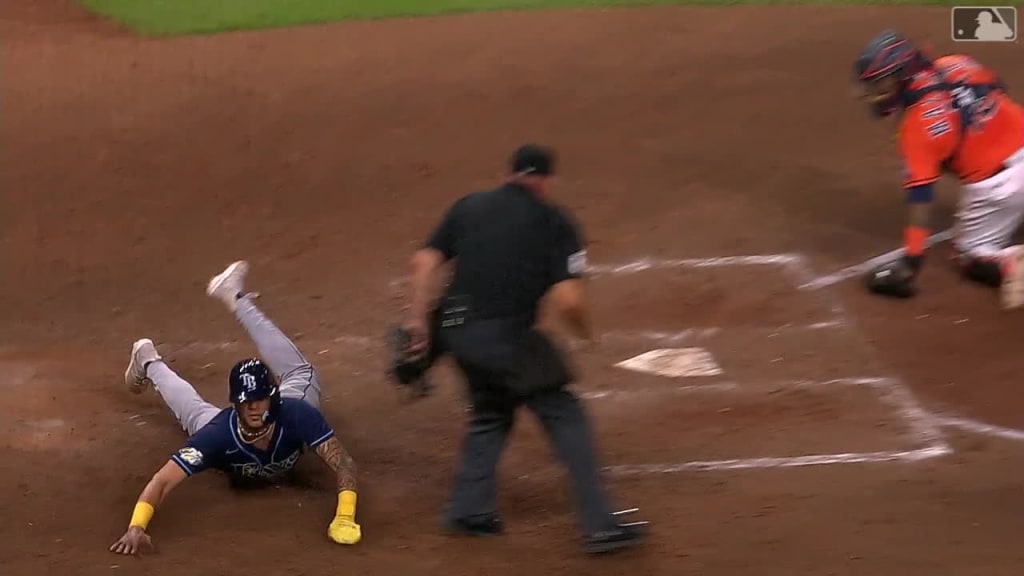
[402,316,430,356]
[327,515,362,545]
[110,526,154,555]
[865,256,919,299]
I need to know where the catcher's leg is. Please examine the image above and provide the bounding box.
[125,338,220,436]
[953,153,1024,308]
[206,261,322,407]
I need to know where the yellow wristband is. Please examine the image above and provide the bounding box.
[129,501,155,529]
[336,490,357,518]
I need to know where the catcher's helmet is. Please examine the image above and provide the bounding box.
[853,29,932,116]
[228,358,281,424]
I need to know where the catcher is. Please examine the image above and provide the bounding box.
[854,30,1024,307]
[110,261,362,555]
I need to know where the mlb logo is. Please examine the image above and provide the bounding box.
[951,6,1017,42]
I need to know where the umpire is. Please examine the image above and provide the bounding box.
[401,144,647,554]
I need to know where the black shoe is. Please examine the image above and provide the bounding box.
[583,522,648,554]
[442,514,504,537]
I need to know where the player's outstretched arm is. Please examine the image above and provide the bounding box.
[865,191,934,299]
[315,436,362,545]
[865,111,942,300]
[110,460,188,555]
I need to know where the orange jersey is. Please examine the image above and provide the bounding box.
[898,54,1024,188]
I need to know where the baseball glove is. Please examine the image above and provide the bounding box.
[864,255,921,298]
[387,324,435,403]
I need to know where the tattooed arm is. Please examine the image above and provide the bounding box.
[300,400,361,544]
[314,436,358,493]
[315,435,363,545]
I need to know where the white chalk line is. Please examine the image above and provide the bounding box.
[797,229,954,291]
[161,320,850,356]
[578,383,740,399]
[601,414,1024,476]
[784,257,954,454]
[932,415,1024,443]
[869,377,950,451]
[584,254,800,276]
[600,320,846,344]
[580,377,895,400]
[388,254,802,288]
[589,376,951,475]
[604,446,950,476]
[781,254,1024,450]
[782,376,950,452]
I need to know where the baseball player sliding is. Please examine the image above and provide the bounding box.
[110,261,361,555]
[854,30,1024,307]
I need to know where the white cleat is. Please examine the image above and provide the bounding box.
[125,338,162,395]
[207,260,249,312]
[1000,246,1024,310]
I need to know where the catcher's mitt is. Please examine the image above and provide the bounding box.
[864,256,921,298]
[387,325,434,403]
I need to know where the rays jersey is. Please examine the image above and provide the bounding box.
[170,398,334,486]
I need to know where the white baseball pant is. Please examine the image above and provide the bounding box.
[952,146,1024,269]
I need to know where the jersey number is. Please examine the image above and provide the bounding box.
[949,85,999,131]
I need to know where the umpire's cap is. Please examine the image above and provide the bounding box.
[510,144,556,176]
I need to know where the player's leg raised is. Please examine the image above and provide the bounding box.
[206,260,322,407]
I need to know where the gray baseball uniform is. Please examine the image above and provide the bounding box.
[147,295,322,436]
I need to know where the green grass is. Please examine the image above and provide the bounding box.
[77,0,1003,37]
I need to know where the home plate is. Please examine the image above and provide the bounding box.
[615,347,724,378]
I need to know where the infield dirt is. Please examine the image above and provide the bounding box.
[3,2,1024,574]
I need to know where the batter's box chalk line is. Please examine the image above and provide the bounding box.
[580,376,953,475]
[932,414,1024,443]
[584,254,801,276]
[603,413,1024,477]
[535,252,954,474]
[383,254,802,288]
[798,228,953,291]
[170,320,851,357]
[604,446,951,476]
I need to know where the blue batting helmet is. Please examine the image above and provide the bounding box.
[228,358,281,424]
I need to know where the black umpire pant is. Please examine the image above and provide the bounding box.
[442,321,616,535]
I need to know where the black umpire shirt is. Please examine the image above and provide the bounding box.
[425,182,587,394]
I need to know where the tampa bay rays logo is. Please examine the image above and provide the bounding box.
[237,372,258,402]
[231,450,302,479]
